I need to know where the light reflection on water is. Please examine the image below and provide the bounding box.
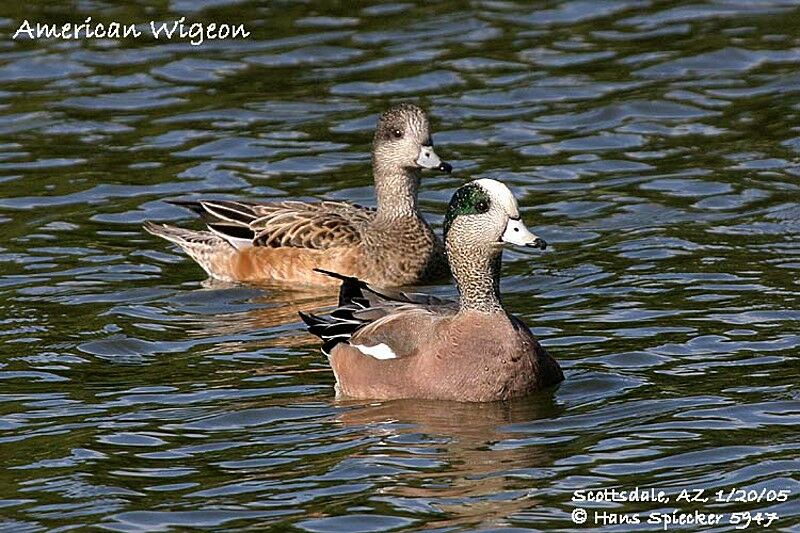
[0,0,798,531]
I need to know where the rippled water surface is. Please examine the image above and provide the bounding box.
[1,1,799,531]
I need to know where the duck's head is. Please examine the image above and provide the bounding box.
[443,178,546,252]
[372,103,452,174]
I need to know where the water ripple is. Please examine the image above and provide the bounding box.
[0,0,798,531]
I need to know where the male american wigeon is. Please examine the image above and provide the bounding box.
[144,103,452,287]
[300,178,564,402]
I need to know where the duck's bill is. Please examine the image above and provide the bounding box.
[416,144,452,173]
[502,218,547,249]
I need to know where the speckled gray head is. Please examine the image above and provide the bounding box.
[372,103,452,173]
[444,178,546,250]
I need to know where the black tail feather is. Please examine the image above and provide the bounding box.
[201,200,257,225]
[299,311,324,326]
[321,338,340,357]
[298,272,377,357]
[167,199,205,216]
[208,223,255,241]
[312,268,361,282]
[300,311,358,357]
[316,322,360,340]
[313,268,368,307]
[167,199,257,227]
[330,308,358,321]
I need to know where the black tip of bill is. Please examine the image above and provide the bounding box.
[530,237,547,250]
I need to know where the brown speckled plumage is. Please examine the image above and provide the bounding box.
[144,104,450,287]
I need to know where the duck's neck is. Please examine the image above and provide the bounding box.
[373,160,420,221]
[447,241,504,314]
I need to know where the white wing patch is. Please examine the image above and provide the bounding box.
[352,342,397,360]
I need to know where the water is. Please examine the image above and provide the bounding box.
[0,1,799,531]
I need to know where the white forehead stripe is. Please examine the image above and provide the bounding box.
[474,178,519,217]
[352,342,397,360]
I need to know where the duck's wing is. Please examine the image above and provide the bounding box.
[299,269,456,358]
[170,200,375,250]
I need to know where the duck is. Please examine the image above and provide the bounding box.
[144,103,453,287]
[300,178,564,402]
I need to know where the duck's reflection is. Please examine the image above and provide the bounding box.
[337,396,563,529]
[183,281,339,349]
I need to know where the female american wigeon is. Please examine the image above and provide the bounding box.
[300,178,564,402]
[144,103,452,287]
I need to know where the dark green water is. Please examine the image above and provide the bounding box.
[0,1,798,531]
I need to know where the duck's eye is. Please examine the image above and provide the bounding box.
[392,129,403,138]
[475,199,490,213]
